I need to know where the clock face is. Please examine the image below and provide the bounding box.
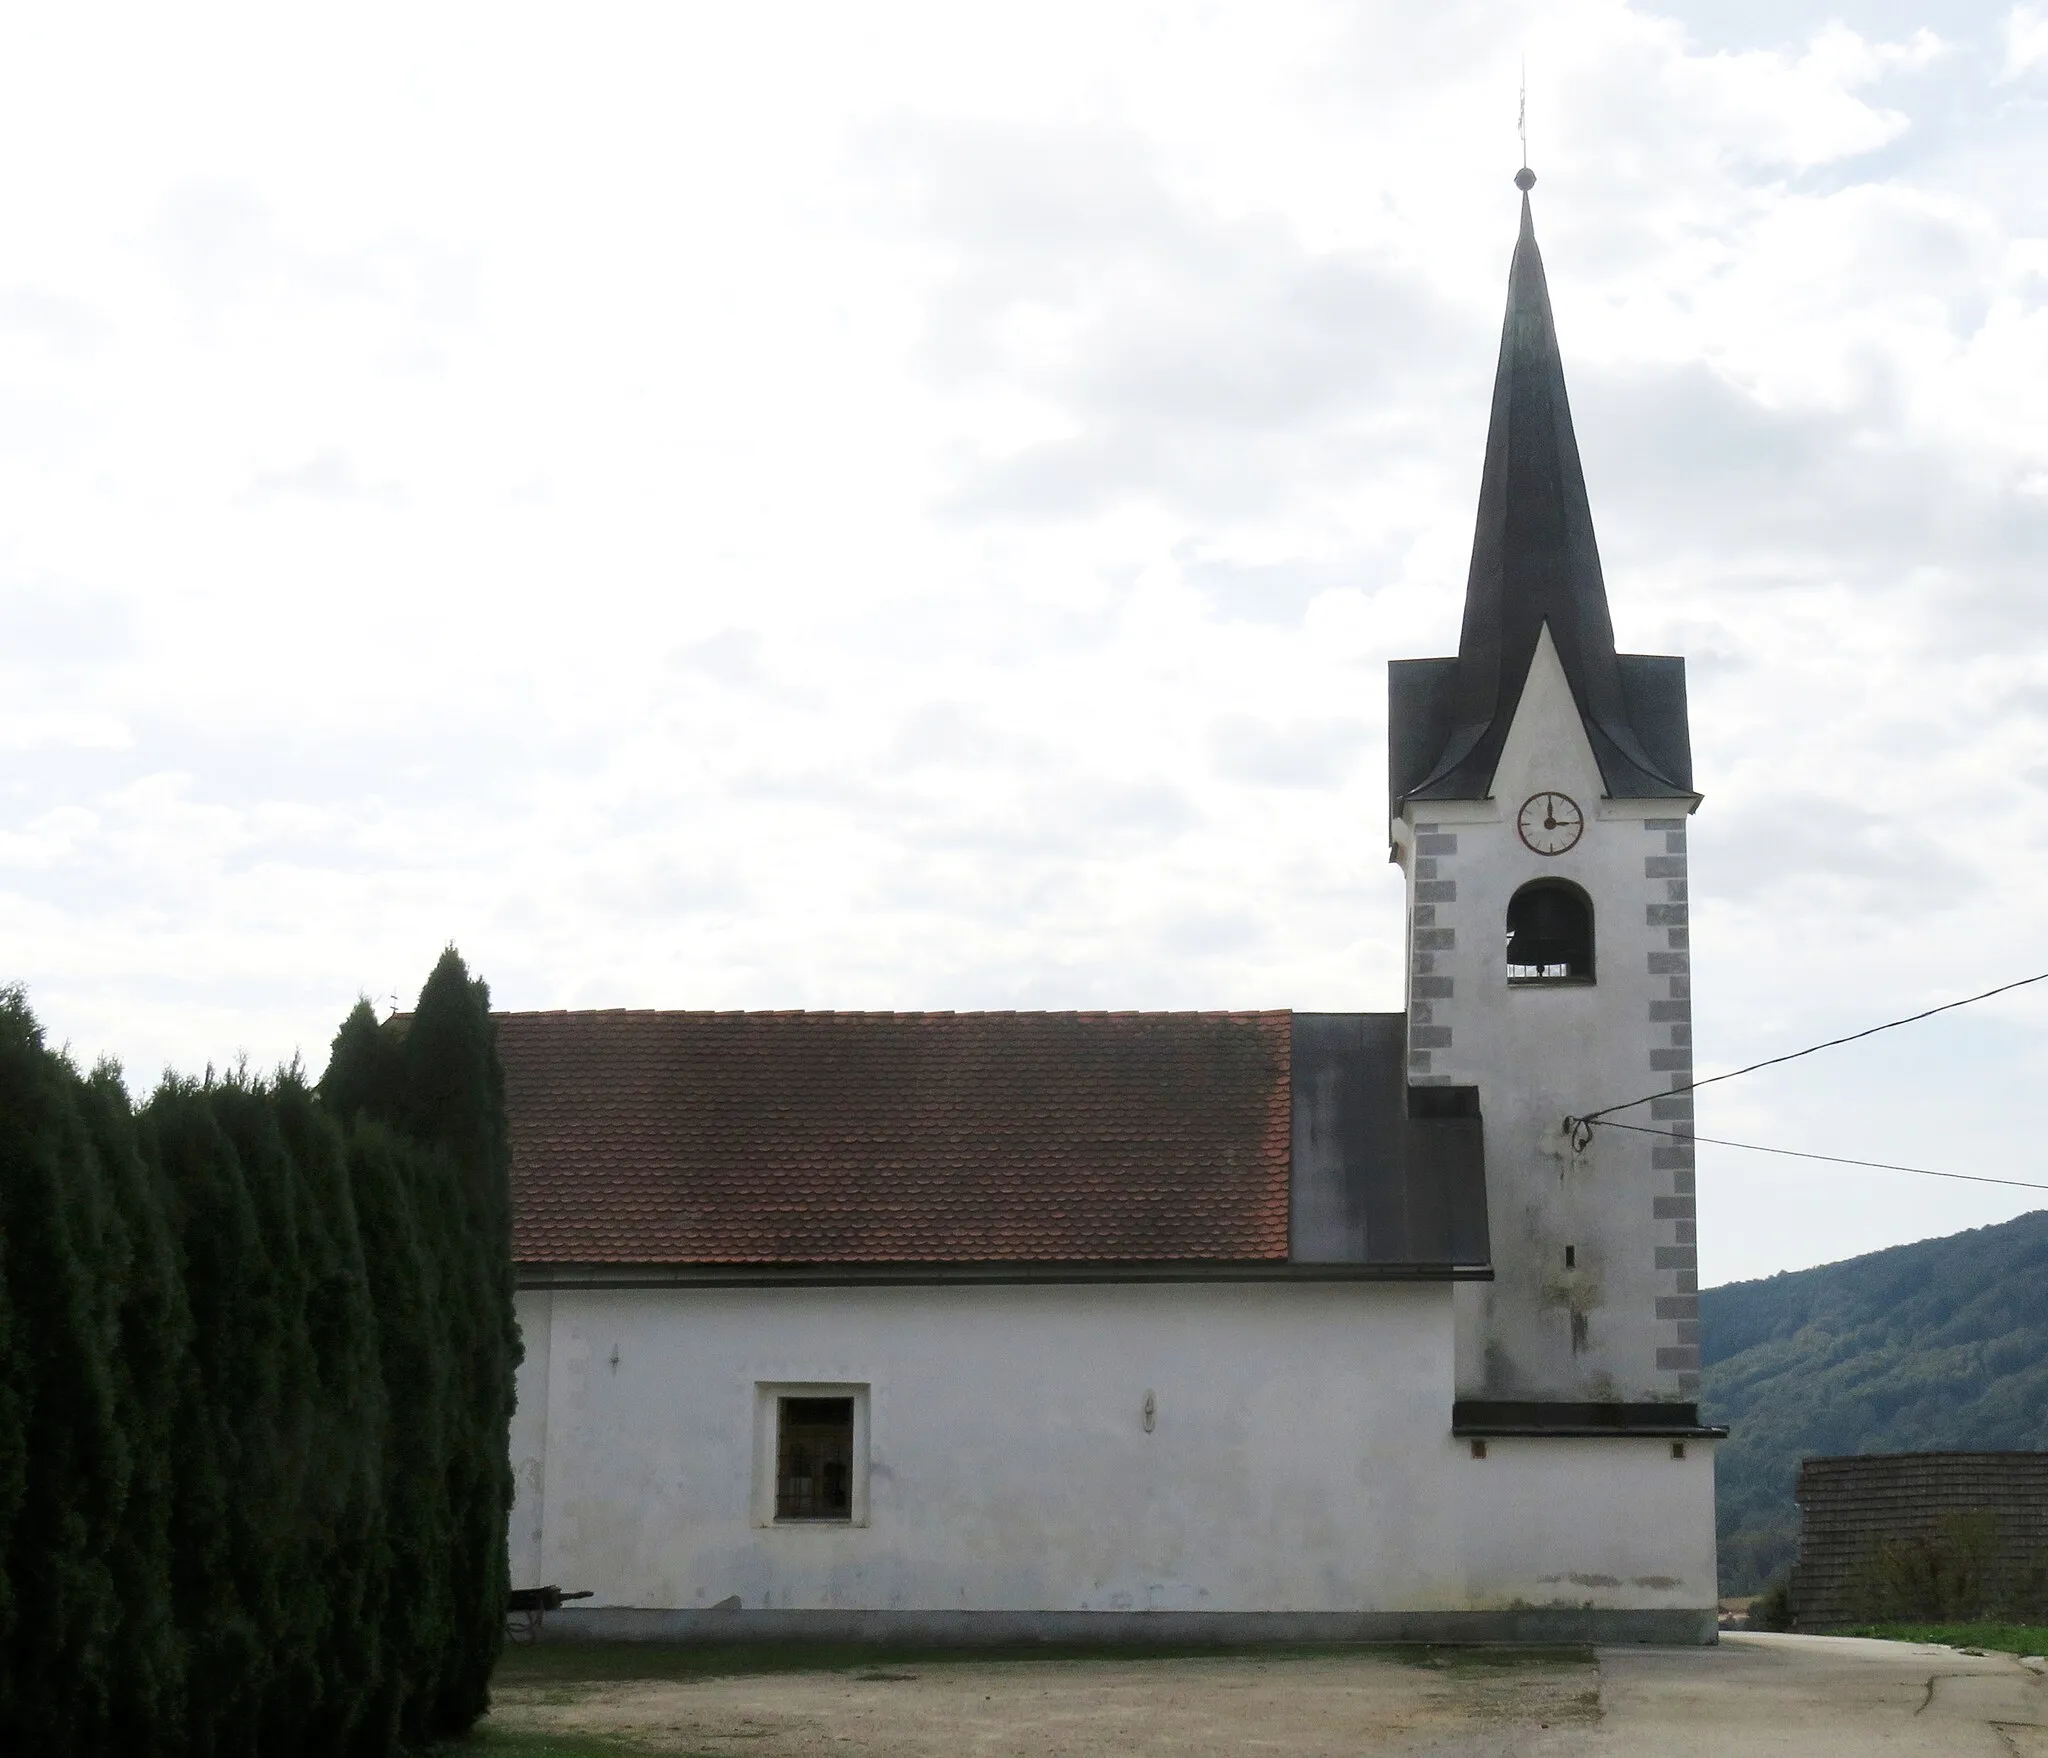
[1517,791,1584,856]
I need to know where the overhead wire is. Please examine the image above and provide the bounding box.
[1565,968,2048,1135]
[1589,1119,2048,1195]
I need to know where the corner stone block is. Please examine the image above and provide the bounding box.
[1656,1346,1702,1371]
[1413,975,1454,999]
[1416,880,1457,903]
[1414,928,1456,951]
[1654,1246,1698,1271]
[1647,903,1688,927]
[1655,1295,1700,1320]
[1645,855,1687,879]
[1410,1026,1453,1049]
[1415,833,1458,855]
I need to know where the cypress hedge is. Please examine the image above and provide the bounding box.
[0,948,518,1756]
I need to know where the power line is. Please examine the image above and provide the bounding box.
[1567,968,2048,1133]
[1588,1118,2048,1195]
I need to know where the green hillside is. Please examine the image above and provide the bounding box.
[1702,1209,2048,1595]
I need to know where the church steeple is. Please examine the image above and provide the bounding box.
[1391,175,1692,805]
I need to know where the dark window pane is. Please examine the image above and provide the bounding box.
[776,1396,855,1521]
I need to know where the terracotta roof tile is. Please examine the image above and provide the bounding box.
[499,1009,1292,1265]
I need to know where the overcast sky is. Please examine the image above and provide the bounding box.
[7,2,2048,1286]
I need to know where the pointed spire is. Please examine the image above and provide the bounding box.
[1408,176,1688,801]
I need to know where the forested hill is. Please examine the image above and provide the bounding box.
[1702,1209,2048,1594]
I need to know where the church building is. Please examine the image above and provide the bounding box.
[502,173,1721,1644]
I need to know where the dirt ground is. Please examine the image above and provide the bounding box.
[491,1644,1593,1757]
[486,1633,2048,1757]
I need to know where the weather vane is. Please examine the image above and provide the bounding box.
[1515,57,1535,191]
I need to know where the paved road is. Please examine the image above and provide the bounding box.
[1579,1633,2048,1756]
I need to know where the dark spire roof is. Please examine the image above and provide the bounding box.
[1398,185,1692,803]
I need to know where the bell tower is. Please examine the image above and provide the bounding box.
[1387,171,1705,1425]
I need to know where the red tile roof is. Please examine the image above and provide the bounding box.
[498,1009,1292,1265]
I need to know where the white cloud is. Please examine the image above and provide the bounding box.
[2004,4,2048,76]
[1,1,2044,1284]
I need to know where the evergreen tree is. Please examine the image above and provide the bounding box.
[0,990,128,1753]
[78,1061,189,1758]
[343,1121,452,1748]
[209,1076,328,1751]
[398,949,517,1733]
[145,1078,277,1756]
[318,1000,406,1131]
[0,993,38,1740]
[0,956,517,1757]
[269,1079,387,1758]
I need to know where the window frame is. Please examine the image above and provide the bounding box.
[752,1381,871,1528]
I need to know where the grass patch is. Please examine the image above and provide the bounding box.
[1401,1644,1596,1675]
[1846,1621,2048,1656]
[493,1638,1595,1689]
[445,1727,660,1758]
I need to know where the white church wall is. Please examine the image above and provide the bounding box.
[509,1287,551,1588]
[1454,1437,1718,1611]
[513,1280,1461,1613]
[1398,627,1698,1404]
[508,1281,1716,1623]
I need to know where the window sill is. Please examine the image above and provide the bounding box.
[1507,976,1597,988]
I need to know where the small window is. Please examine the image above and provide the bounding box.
[776,1397,854,1521]
[1506,879,1594,984]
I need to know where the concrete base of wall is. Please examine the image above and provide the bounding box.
[533,1606,1718,1648]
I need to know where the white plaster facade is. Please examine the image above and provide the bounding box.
[1394,628,1701,1405]
[509,1279,1716,1623]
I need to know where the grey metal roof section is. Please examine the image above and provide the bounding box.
[1289,1013,1491,1273]
[1394,190,1692,806]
